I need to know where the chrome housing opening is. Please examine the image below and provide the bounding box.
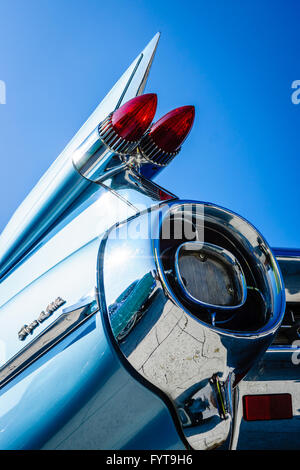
[158,203,284,333]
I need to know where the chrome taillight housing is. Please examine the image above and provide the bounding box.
[98,200,285,450]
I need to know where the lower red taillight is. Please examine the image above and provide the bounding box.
[243,394,293,421]
[139,105,195,166]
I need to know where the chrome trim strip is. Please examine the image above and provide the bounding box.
[98,113,141,155]
[0,299,99,389]
[268,346,300,351]
[138,131,179,166]
[18,297,66,341]
[273,247,300,259]
[62,295,98,314]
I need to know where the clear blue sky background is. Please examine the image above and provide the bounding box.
[0,0,299,248]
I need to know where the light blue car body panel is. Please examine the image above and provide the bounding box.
[0,312,184,450]
[0,170,185,450]
[0,226,184,450]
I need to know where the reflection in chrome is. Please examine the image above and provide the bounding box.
[99,201,285,450]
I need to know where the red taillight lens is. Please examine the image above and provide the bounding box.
[149,105,195,152]
[111,93,157,141]
[243,394,293,421]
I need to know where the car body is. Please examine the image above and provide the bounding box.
[0,34,296,451]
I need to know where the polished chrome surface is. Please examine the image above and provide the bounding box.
[157,202,284,332]
[0,34,160,280]
[72,113,142,183]
[101,168,176,208]
[138,133,179,166]
[128,148,174,180]
[98,113,142,155]
[72,126,126,182]
[99,200,285,450]
[174,241,247,310]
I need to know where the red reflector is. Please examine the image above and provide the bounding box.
[243,394,293,421]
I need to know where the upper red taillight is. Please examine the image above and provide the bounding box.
[149,105,195,153]
[111,93,157,142]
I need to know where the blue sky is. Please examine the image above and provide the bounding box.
[0,0,299,247]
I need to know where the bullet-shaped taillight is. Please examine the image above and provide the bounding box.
[73,93,158,182]
[139,105,195,166]
[99,93,157,155]
[112,94,158,141]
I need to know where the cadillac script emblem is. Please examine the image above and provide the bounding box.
[18,297,66,341]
